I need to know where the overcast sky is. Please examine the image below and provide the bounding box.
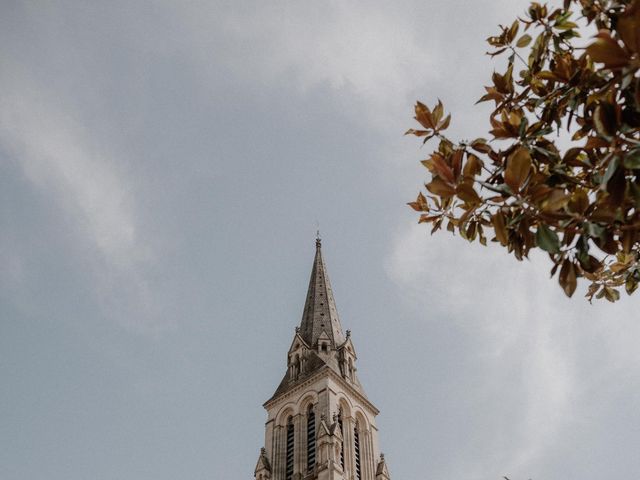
[2,1,639,479]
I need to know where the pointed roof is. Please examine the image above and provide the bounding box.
[254,447,271,475]
[299,237,345,348]
[376,453,390,479]
[317,417,331,438]
[264,237,370,406]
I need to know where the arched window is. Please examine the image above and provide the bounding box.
[306,404,316,472]
[286,417,294,480]
[354,422,362,480]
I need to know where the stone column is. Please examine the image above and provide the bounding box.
[273,425,286,480]
[341,416,354,479]
[362,429,373,480]
[264,420,274,465]
[293,413,304,479]
[318,388,330,425]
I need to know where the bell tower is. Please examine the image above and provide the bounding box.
[253,238,391,480]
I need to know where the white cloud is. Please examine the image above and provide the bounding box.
[198,0,531,128]
[169,1,447,129]
[386,221,640,477]
[0,84,142,268]
[0,76,163,332]
[229,3,433,115]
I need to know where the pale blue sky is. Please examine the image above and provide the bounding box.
[1,1,639,479]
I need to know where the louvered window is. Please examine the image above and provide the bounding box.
[306,406,316,472]
[286,418,294,480]
[338,412,344,469]
[354,423,361,480]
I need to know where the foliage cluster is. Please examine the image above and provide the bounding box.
[408,0,640,301]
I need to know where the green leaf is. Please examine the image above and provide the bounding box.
[603,286,620,303]
[555,21,578,30]
[601,156,619,185]
[584,222,606,240]
[536,224,560,254]
[623,149,640,169]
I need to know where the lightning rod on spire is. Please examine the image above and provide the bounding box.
[316,222,321,248]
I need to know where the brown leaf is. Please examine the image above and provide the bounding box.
[431,217,443,234]
[563,147,586,166]
[404,128,430,137]
[428,153,455,184]
[584,136,609,150]
[537,70,559,81]
[609,262,630,273]
[418,214,440,224]
[492,71,510,94]
[464,221,478,242]
[617,3,640,53]
[621,229,636,254]
[438,114,451,131]
[408,192,429,211]
[594,231,619,255]
[451,150,463,180]
[542,189,570,212]
[572,129,589,141]
[529,184,553,204]
[603,286,620,302]
[426,177,456,197]
[586,32,629,68]
[492,211,508,246]
[606,167,626,207]
[591,206,617,224]
[463,154,484,177]
[559,259,577,297]
[470,139,492,154]
[504,147,532,192]
[414,101,435,129]
[508,20,519,43]
[568,189,589,215]
[432,100,444,125]
[516,34,532,48]
[477,86,504,104]
[593,103,617,139]
[456,183,481,204]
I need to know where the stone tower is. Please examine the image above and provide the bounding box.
[254,238,391,480]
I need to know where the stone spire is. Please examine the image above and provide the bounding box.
[299,236,346,348]
[266,237,366,403]
[258,237,390,480]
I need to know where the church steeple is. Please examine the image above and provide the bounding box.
[255,237,391,480]
[266,239,366,402]
[299,236,345,349]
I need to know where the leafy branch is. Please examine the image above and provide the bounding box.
[408,0,640,302]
